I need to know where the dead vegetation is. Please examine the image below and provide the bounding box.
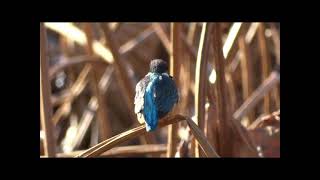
[40,22,280,158]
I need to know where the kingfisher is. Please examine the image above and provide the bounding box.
[134,59,179,132]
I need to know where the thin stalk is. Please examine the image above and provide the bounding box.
[167,23,182,157]
[257,23,272,114]
[239,36,255,124]
[211,23,234,157]
[194,22,212,157]
[84,23,112,140]
[40,23,56,157]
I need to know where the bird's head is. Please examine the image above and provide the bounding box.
[150,59,168,74]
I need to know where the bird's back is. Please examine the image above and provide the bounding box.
[134,72,178,131]
[152,74,179,118]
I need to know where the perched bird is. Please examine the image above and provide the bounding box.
[134,59,179,132]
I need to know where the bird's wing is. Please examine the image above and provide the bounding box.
[134,80,145,114]
[153,75,179,116]
[134,74,149,114]
[144,77,158,131]
[134,80,145,124]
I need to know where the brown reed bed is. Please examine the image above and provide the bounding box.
[40,22,280,158]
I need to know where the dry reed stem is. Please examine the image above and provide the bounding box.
[152,23,171,54]
[52,37,74,115]
[207,83,215,107]
[167,23,182,157]
[71,98,97,149]
[40,23,56,157]
[76,115,185,157]
[51,65,88,106]
[52,66,113,127]
[223,23,247,63]
[51,91,72,107]
[224,31,276,154]
[194,22,212,157]
[229,117,259,156]
[233,70,280,121]
[100,23,156,145]
[58,144,167,157]
[239,36,255,123]
[206,89,219,150]
[48,25,155,82]
[224,23,250,113]
[45,25,109,113]
[84,23,112,140]
[44,23,114,64]
[186,117,220,157]
[45,23,153,64]
[223,23,260,119]
[76,114,218,158]
[119,25,155,55]
[52,65,91,125]
[246,23,260,43]
[59,37,81,112]
[100,23,134,112]
[212,23,257,156]
[52,64,113,130]
[187,23,197,45]
[269,23,280,109]
[190,136,196,157]
[269,23,280,65]
[211,23,234,156]
[49,55,103,79]
[78,126,145,157]
[59,66,114,150]
[258,23,271,114]
[64,66,110,149]
[225,73,237,113]
[227,23,260,73]
[98,66,114,93]
[70,67,115,149]
[248,110,280,130]
[181,33,197,61]
[170,23,182,84]
[179,36,192,115]
[51,58,113,106]
[90,114,99,147]
[47,23,172,116]
[209,23,248,77]
[210,23,249,115]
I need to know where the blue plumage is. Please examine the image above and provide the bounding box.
[134,59,179,132]
[143,74,159,131]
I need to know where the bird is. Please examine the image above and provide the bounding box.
[134,59,179,132]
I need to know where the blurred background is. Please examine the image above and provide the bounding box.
[40,22,280,158]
